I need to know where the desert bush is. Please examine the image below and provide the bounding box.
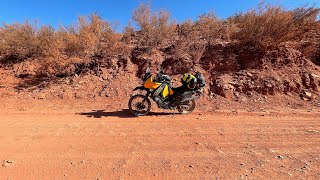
[64,14,130,60]
[1,2,319,79]
[0,21,39,63]
[78,14,105,57]
[132,3,176,50]
[36,14,130,77]
[36,25,64,58]
[58,14,105,58]
[194,12,225,44]
[230,4,320,51]
[171,20,195,60]
[122,21,136,45]
[171,19,208,63]
[97,24,129,59]
[2,13,132,76]
[59,26,84,58]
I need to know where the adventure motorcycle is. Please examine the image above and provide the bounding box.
[128,68,205,116]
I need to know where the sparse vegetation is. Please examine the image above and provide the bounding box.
[0,2,319,78]
[230,5,320,51]
[132,3,176,50]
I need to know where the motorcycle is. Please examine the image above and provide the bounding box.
[128,67,205,116]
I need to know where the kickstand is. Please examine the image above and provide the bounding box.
[172,108,176,117]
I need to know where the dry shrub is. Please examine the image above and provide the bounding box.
[161,19,207,75]
[0,13,131,77]
[230,4,320,51]
[1,2,319,79]
[172,20,195,60]
[122,21,136,45]
[37,25,64,58]
[195,12,225,44]
[37,57,83,77]
[58,14,108,59]
[0,21,39,63]
[41,14,128,76]
[172,20,207,63]
[171,12,227,63]
[98,25,130,59]
[302,21,320,65]
[64,14,130,61]
[132,3,176,50]
[59,27,84,57]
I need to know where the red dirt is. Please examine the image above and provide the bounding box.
[0,44,319,178]
[0,98,319,179]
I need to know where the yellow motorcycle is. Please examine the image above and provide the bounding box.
[128,68,205,116]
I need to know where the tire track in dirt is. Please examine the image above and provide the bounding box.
[0,111,319,179]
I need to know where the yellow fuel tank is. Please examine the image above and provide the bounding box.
[144,76,161,90]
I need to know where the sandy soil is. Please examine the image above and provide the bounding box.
[0,99,319,179]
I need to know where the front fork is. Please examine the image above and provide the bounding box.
[133,86,151,103]
[143,91,151,103]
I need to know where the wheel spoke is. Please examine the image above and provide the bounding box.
[177,99,196,115]
[128,95,151,116]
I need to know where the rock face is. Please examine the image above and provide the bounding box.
[2,32,320,101]
[165,42,319,99]
[208,71,319,100]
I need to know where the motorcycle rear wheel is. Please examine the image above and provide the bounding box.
[128,94,151,116]
[177,99,196,114]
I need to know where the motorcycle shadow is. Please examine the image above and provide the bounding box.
[77,109,176,118]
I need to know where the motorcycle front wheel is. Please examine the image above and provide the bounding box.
[177,99,196,114]
[128,94,151,116]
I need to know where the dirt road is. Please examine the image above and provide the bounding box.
[0,109,319,179]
